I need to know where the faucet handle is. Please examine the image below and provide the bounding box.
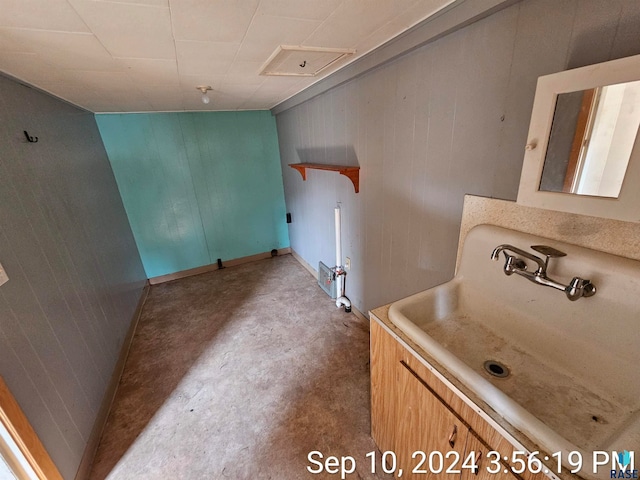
[531,245,566,258]
[566,277,597,301]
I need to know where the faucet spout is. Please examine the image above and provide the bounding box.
[491,244,546,273]
[490,243,596,301]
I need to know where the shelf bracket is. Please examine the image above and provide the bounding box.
[289,163,360,193]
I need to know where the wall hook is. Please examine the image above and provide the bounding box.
[24,131,38,143]
[299,60,306,68]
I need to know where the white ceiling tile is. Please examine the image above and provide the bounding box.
[0,0,89,32]
[93,0,169,6]
[70,70,133,91]
[239,98,272,110]
[170,0,260,43]
[141,87,184,110]
[0,29,122,71]
[64,70,156,106]
[0,29,36,53]
[257,75,310,92]
[46,86,127,111]
[255,0,342,21]
[243,14,321,46]
[175,40,239,75]
[36,81,96,100]
[148,98,185,111]
[0,0,454,111]
[235,40,276,63]
[222,74,263,86]
[225,60,263,77]
[349,0,456,59]
[68,0,175,59]
[207,97,247,110]
[218,83,260,98]
[304,1,399,48]
[0,51,69,82]
[118,58,180,86]
[391,0,457,31]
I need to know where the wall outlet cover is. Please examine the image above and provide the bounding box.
[345,257,351,270]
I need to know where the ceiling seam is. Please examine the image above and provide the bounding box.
[165,0,182,110]
[223,0,263,93]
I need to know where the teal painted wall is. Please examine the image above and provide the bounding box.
[96,111,290,278]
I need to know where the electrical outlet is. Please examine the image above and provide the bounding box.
[0,262,8,287]
[345,257,351,270]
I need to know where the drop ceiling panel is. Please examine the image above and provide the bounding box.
[170,0,260,43]
[175,40,239,75]
[140,85,183,110]
[255,0,341,21]
[218,83,261,98]
[243,14,321,46]
[93,0,169,6]
[235,40,277,63]
[67,0,175,59]
[0,51,67,83]
[0,30,35,53]
[0,0,89,32]
[119,58,179,86]
[0,0,456,112]
[0,29,122,71]
[303,1,398,48]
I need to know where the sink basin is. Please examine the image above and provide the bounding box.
[388,225,640,476]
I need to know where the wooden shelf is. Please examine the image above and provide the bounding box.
[289,163,360,193]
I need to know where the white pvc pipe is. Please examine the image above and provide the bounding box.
[334,205,351,310]
[334,206,342,268]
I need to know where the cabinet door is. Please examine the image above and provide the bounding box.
[461,431,520,480]
[396,361,468,479]
[370,320,399,453]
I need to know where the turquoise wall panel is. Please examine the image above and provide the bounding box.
[96,111,290,278]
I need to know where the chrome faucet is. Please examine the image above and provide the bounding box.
[490,244,596,301]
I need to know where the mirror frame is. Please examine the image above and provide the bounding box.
[517,54,640,222]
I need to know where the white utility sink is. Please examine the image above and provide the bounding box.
[388,225,639,477]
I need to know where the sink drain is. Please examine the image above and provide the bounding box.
[484,360,510,378]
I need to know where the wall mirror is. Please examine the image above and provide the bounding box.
[518,54,640,222]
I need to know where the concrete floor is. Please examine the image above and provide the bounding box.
[89,254,390,480]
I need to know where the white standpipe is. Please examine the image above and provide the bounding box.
[334,206,342,268]
[334,206,351,312]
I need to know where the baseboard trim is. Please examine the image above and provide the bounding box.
[350,305,367,323]
[290,248,318,280]
[74,281,150,480]
[289,248,367,322]
[148,248,292,285]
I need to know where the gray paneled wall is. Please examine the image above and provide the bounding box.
[275,0,640,313]
[0,75,146,479]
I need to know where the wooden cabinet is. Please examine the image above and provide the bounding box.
[370,316,399,453]
[397,361,468,479]
[370,319,549,480]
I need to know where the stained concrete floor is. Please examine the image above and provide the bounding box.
[89,254,390,480]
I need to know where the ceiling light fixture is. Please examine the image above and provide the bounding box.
[196,85,212,104]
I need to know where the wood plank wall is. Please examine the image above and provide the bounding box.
[0,74,147,479]
[96,111,290,279]
[275,0,640,314]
